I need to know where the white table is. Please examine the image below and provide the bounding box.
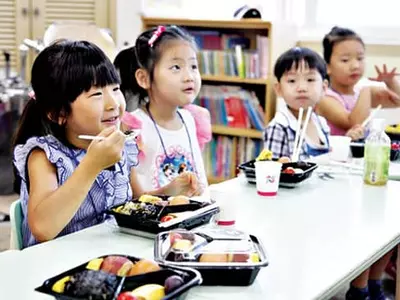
[2,174,400,300]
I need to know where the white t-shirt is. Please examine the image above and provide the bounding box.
[131,108,208,192]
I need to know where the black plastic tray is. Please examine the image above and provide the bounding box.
[238,160,318,188]
[154,230,269,286]
[106,196,219,235]
[35,254,202,300]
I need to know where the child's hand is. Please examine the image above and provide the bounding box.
[346,124,365,141]
[369,64,400,86]
[86,127,125,171]
[164,172,202,196]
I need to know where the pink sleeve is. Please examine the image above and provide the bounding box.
[183,104,212,151]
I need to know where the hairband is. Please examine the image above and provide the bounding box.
[148,26,166,47]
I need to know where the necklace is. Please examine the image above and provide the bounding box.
[146,103,198,174]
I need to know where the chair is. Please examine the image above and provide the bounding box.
[9,199,23,250]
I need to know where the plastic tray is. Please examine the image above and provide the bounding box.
[154,228,268,286]
[35,254,202,300]
[238,160,318,188]
[106,195,219,236]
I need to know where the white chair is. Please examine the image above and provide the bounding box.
[9,199,23,250]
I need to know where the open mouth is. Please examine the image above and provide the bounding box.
[183,87,194,93]
[102,116,119,123]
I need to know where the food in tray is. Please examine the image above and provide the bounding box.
[100,256,134,276]
[255,149,273,161]
[282,166,304,175]
[52,269,119,299]
[117,274,185,300]
[138,194,164,204]
[386,124,400,134]
[113,201,160,218]
[168,195,190,206]
[127,259,161,276]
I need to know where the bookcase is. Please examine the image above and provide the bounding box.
[141,17,274,184]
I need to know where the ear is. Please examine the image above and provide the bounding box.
[326,64,331,76]
[135,68,150,90]
[47,111,67,126]
[274,82,283,97]
[322,79,329,94]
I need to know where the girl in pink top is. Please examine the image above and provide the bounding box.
[316,26,400,138]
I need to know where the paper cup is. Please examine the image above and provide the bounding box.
[329,136,351,162]
[209,187,236,226]
[255,160,282,196]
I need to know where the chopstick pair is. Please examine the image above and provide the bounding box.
[291,106,312,162]
[361,104,382,128]
[78,130,140,141]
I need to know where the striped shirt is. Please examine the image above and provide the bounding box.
[264,105,330,160]
[13,135,139,248]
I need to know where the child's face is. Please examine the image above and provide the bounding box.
[327,39,365,87]
[275,61,327,111]
[150,40,201,107]
[65,84,125,147]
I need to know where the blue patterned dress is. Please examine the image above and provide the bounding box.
[13,135,138,248]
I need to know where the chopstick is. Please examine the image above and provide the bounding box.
[361,104,382,128]
[78,130,140,141]
[291,107,303,162]
[292,106,312,162]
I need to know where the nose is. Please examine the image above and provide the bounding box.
[104,90,120,111]
[296,80,307,92]
[350,59,360,71]
[183,66,194,82]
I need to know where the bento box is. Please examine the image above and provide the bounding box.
[106,195,219,237]
[35,254,202,300]
[154,227,268,286]
[238,160,318,188]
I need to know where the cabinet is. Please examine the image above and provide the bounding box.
[0,0,113,76]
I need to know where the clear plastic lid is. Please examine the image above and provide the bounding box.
[155,227,266,266]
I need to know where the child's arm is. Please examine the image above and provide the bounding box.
[316,87,372,131]
[345,124,365,141]
[130,169,201,198]
[27,128,125,242]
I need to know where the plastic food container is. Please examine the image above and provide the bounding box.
[106,195,219,237]
[238,160,318,188]
[154,227,268,286]
[35,254,202,300]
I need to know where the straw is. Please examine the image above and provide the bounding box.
[361,104,382,128]
[291,107,303,162]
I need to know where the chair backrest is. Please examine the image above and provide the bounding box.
[9,199,23,250]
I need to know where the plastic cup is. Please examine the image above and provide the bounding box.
[255,160,282,196]
[209,187,236,226]
[329,136,351,162]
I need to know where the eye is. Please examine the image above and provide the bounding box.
[90,92,102,97]
[308,78,316,82]
[341,59,349,63]
[191,64,198,70]
[358,56,364,61]
[113,86,120,92]
[287,79,295,83]
[170,65,180,71]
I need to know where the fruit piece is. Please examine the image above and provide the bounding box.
[168,196,190,206]
[278,156,291,163]
[128,259,161,277]
[282,167,295,174]
[256,149,273,161]
[169,232,183,247]
[117,292,143,300]
[52,276,70,293]
[293,168,304,174]
[131,284,165,300]
[138,195,163,204]
[86,258,104,271]
[392,143,400,150]
[160,215,175,222]
[199,253,229,263]
[172,239,192,251]
[164,275,185,294]
[230,253,250,263]
[178,231,196,243]
[101,256,134,276]
[250,253,260,262]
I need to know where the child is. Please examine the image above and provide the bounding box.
[13,40,198,248]
[317,26,400,135]
[114,26,208,195]
[114,42,212,151]
[264,47,363,160]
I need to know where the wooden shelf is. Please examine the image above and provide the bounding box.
[212,125,263,139]
[142,17,272,30]
[201,75,267,85]
[207,176,229,184]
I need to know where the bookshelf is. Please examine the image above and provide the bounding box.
[141,17,273,183]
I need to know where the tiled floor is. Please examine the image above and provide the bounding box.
[0,194,18,252]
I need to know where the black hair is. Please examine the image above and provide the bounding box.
[113,25,196,107]
[274,47,327,81]
[12,39,120,192]
[323,26,364,63]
